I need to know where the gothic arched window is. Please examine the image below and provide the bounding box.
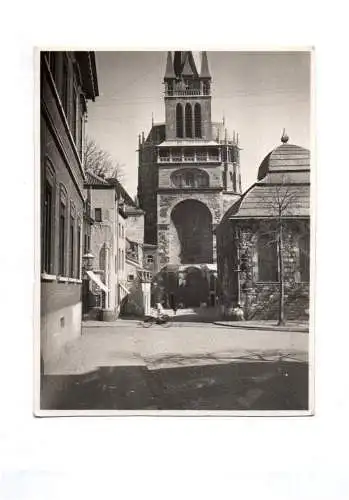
[176,104,183,138]
[257,234,278,282]
[194,103,202,138]
[185,103,193,138]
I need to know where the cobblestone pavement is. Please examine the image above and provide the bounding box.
[41,319,309,411]
[48,319,308,375]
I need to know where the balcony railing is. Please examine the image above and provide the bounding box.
[165,89,210,97]
[158,153,220,164]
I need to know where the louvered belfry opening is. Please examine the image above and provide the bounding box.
[194,103,201,138]
[185,103,193,138]
[176,103,183,138]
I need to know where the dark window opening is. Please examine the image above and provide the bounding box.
[185,103,193,138]
[95,208,102,222]
[194,103,202,138]
[59,202,66,275]
[77,226,81,278]
[257,234,278,282]
[43,180,53,273]
[176,103,183,138]
[70,216,75,277]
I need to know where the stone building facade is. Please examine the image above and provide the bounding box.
[40,51,98,372]
[83,172,124,320]
[137,51,242,305]
[138,51,242,267]
[216,135,310,321]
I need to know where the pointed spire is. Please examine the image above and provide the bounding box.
[224,127,228,143]
[174,51,198,77]
[164,51,175,79]
[182,52,194,76]
[173,51,184,77]
[200,51,211,78]
[281,128,289,143]
[151,112,154,127]
[222,114,225,127]
[233,131,236,144]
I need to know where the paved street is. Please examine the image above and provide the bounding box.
[41,316,309,411]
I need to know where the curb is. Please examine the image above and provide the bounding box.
[213,322,309,333]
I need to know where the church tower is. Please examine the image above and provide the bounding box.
[138,51,242,276]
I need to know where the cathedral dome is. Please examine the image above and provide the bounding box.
[257,135,310,182]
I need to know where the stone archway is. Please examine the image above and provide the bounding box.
[170,199,213,265]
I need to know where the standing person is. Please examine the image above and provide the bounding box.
[169,293,177,316]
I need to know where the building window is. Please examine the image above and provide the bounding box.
[121,249,124,270]
[147,255,154,264]
[99,244,106,271]
[176,103,183,138]
[299,233,310,282]
[257,234,278,282]
[43,180,53,273]
[185,103,193,138]
[69,215,75,277]
[59,201,66,275]
[95,208,102,222]
[194,103,202,138]
[77,225,81,278]
[171,168,209,188]
[128,274,135,282]
[61,55,69,118]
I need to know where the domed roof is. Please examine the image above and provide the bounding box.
[257,138,310,182]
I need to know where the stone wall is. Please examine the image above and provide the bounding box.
[217,218,310,321]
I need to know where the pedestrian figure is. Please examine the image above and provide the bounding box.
[169,293,177,316]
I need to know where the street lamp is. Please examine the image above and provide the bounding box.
[82,252,95,272]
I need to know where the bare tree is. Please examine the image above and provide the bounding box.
[84,137,124,180]
[260,176,302,326]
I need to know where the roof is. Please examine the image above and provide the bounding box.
[200,51,211,78]
[258,143,310,181]
[225,183,310,219]
[221,137,311,222]
[75,52,99,101]
[145,124,166,145]
[85,171,108,186]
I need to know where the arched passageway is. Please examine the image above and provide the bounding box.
[170,200,213,265]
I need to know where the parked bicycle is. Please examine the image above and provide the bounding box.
[138,314,171,328]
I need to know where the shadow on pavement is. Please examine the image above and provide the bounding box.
[41,360,308,411]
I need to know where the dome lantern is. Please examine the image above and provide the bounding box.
[281,128,289,143]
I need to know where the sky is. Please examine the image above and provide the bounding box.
[86,51,311,197]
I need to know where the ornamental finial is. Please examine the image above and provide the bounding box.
[281,128,289,143]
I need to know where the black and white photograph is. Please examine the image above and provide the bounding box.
[38,49,312,414]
